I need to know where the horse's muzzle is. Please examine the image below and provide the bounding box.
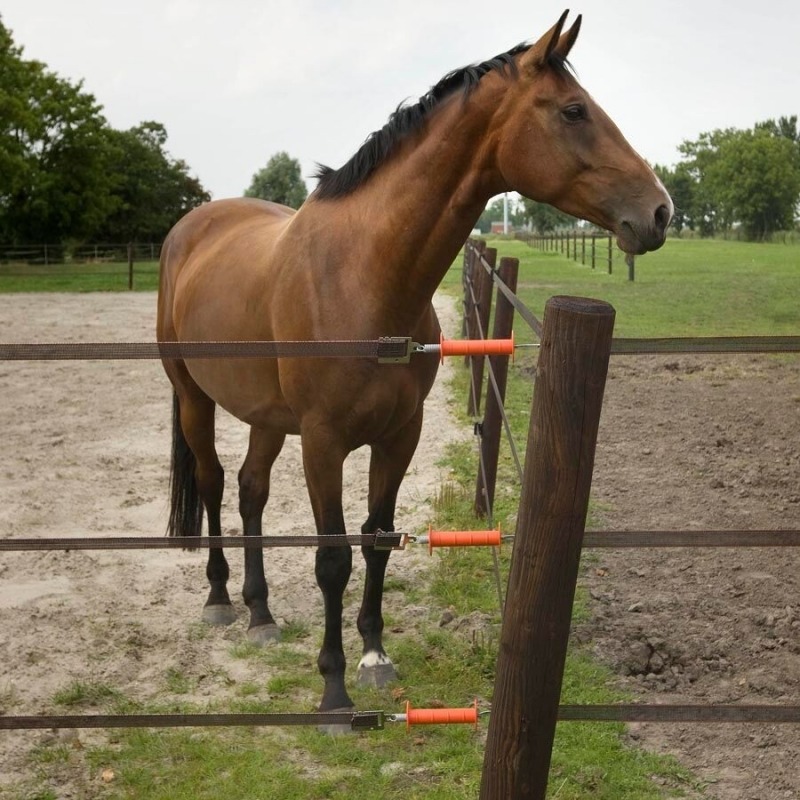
[616,202,673,255]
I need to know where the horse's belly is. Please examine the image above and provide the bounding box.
[186,359,300,434]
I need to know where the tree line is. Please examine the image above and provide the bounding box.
[0,18,210,247]
[655,116,800,240]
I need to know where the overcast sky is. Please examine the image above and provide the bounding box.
[3,1,798,200]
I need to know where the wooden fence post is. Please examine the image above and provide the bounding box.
[462,241,474,340]
[467,247,497,416]
[463,240,484,345]
[474,256,519,516]
[591,235,596,269]
[480,295,615,800]
[627,254,635,282]
[127,242,134,291]
[607,235,613,274]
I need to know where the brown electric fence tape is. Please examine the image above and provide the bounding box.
[584,529,800,547]
[2,530,798,553]
[0,711,371,731]
[0,533,404,552]
[611,335,800,355]
[557,705,800,723]
[0,339,412,361]
[3,705,799,732]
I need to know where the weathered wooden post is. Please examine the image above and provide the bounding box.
[463,239,485,344]
[127,242,134,291]
[462,241,474,340]
[467,247,497,416]
[591,235,596,269]
[480,295,615,800]
[607,235,613,274]
[474,256,519,516]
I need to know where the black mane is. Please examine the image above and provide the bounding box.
[312,43,572,200]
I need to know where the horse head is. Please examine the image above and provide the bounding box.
[494,11,673,254]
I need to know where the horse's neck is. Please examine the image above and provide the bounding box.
[306,90,503,322]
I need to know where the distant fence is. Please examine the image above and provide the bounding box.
[0,242,162,289]
[513,230,648,281]
[516,230,616,268]
[0,242,161,266]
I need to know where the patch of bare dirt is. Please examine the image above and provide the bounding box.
[582,354,800,799]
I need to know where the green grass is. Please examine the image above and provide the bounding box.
[0,261,159,292]
[441,236,800,339]
[11,236,795,797]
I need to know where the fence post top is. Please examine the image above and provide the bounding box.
[546,296,615,316]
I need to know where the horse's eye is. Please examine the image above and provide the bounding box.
[561,104,586,123]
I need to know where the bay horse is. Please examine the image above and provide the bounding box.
[157,11,672,713]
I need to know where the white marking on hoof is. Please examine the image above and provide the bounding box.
[356,651,398,687]
[357,650,391,671]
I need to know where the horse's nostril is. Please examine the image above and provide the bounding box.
[654,204,671,233]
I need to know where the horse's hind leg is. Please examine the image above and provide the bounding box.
[238,426,286,645]
[357,411,424,688]
[174,382,236,626]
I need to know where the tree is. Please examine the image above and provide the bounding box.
[519,198,576,233]
[244,152,307,208]
[711,130,800,240]
[97,122,210,241]
[0,20,31,226]
[677,120,800,239]
[0,18,117,243]
[0,17,210,245]
[475,196,529,233]
[755,115,800,144]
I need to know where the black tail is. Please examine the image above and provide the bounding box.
[168,392,204,537]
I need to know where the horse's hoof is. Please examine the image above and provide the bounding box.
[246,623,281,646]
[356,653,398,688]
[201,604,238,626]
[317,706,356,736]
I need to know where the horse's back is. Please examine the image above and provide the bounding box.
[157,198,293,341]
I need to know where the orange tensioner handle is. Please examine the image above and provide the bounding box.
[427,525,502,554]
[437,331,514,363]
[405,699,479,730]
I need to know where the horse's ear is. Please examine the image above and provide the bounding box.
[521,10,577,73]
[555,14,582,61]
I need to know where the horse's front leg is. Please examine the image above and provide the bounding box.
[357,412,424,688]
[301,430,354,712]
